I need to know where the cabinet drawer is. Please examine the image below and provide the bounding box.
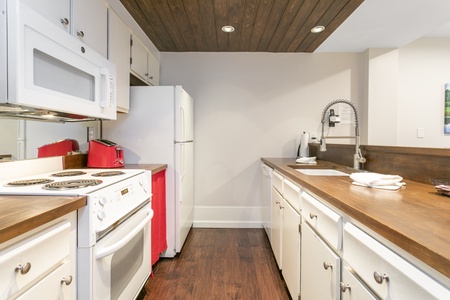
[16,261,72,300]
[344,223,450,299]
[0,220,71,298]
[272,171,283,194]
[301,191,342,250]
[283,179,301,213]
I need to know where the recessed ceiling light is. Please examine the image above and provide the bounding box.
[311,25,325,33]
[222,25,235,33]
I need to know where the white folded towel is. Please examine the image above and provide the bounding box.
[296,157,317,164]
[350,172,405,190]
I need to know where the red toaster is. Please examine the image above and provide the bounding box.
[87,139,125,168]
[38,139,79,158]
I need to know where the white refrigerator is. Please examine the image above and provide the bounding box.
[104,85,194,258]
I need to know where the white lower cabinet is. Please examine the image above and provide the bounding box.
[341,265,379,300]
[344,223,450,300]
[301,220,341,300]
[271,186,283,269]
[281,198,300,300]
[0,213,77,299]
[17,261,72,300]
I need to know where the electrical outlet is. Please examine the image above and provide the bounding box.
[87,127,95,141]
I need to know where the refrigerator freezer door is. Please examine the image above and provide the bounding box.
[174,141,194,252]
[175,86,194,142]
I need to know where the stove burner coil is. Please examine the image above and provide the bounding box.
[91,171,125,177]
[43,179,103,190]
[6,178,55,186]
[51,171,87,177]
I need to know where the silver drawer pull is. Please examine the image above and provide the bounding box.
[61,275,73,286]
[309,212,317,219]
[323,262,332,270]
[373,271,389,284]
[77,31,85,38]
[340,282,351,292]
[60,18,69,25]
[15,262,31,275]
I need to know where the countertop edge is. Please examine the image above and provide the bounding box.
[261,157,450,280]
[0,196,87,244]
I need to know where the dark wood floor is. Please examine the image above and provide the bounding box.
[142,228,290,300]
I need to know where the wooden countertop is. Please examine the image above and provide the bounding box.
[262,157,450,280]
[0,195,87,244]
[123,164,167,174]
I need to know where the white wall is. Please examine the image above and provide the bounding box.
[397,37,450,147]
[160,52,362,227]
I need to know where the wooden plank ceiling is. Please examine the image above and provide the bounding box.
[120,0,364,53]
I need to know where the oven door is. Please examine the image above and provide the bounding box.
[79,202,153,300]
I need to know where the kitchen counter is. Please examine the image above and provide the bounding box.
[262,157,450,280]
[124,164,167,174]
[0,195,86,244]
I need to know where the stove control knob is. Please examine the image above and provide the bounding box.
[98,197,107,206]
[97,211,106,220]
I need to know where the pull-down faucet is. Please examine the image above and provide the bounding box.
[320,99,366,170]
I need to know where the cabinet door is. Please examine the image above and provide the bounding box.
[341,265,379,300]
[271,187,282,269]
[130,35,148,82]
[344,223,450,300]
[281,199,300,300]
[20,0,70,32]
[16,261,72,300]
[72,0,108,56]
[147,52,160,86]
[301,221,340,300]
[108,9,130,113]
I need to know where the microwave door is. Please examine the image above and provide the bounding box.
[5,1,116,120]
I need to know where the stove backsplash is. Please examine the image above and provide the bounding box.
[0,119,100,161]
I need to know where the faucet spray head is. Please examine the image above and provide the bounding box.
[320,138,327,152]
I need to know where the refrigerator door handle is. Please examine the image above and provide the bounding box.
[180,106,185,141]
[180,143,185,181]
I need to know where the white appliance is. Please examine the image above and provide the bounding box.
[104,85,194,258]
[0,0,117,122]
[261,163,273,242]
[0,158,152,300]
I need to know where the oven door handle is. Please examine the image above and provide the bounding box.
[95,209,153,260]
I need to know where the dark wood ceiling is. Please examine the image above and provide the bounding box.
[120,0,364,53]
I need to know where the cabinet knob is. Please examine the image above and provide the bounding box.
[145,73,149,77]
[61,275,73,286]
[339,282,351,292]
[309,212,317,219]
[15,262,31,275]
[373,271,389,284]
[60,18,69,25]
[323,262,333,270]
[149,76,154,80]
[77,31,85,38]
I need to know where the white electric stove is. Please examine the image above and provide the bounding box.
[0,157,153,299]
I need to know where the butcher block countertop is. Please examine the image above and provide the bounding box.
[262,157,450,280]
[0,195,86,244]
[123,164,167,174]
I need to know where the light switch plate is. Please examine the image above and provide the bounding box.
[417,127,425,138]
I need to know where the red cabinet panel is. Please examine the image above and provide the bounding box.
[151,170,167,265]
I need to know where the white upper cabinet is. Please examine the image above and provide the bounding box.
[130,34,160,86]
[19,0,108,56]
[72,0,108,57]
[130,35,148,82]
[19,0,71,32]
[108,9,130,113]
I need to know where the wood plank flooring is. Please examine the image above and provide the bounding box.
[141,228,290,299]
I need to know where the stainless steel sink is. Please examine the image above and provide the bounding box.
[295,169,349,176]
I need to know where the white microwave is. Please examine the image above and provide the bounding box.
[0,0,117,121]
